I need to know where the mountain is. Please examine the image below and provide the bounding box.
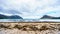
[0,14,23,19]
[41,15,60,19]
[8,15,23,19]
[0,14,7,19]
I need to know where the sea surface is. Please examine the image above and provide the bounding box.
[0,19,60,22]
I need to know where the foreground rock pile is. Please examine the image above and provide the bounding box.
[0,23,60,34]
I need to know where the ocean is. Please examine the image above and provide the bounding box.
[0,19,60,22]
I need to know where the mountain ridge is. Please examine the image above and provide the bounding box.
[0,14,23,19]
[41,15,60,19]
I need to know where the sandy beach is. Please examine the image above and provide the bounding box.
[0,22,60,34]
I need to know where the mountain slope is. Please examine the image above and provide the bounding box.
[8,15,23,19]
[0,14,23,19]
[41,15,60,19]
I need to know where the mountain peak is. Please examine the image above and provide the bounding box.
[9,15,23,19]
[0,14,23,19]
[41,15,60,19]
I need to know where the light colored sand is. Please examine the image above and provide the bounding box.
[0,29,59,34]
[0,23,60,34]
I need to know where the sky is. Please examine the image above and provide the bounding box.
[0,0,60,19]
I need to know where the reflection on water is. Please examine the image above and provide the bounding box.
[0,19,60,22]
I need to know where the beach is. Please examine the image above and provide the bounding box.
[0,22,60,34]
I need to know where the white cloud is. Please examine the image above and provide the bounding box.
[0,0,60,19]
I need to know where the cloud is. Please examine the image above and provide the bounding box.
[0,0,60,19]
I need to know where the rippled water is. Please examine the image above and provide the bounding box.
[0,19,60,22]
